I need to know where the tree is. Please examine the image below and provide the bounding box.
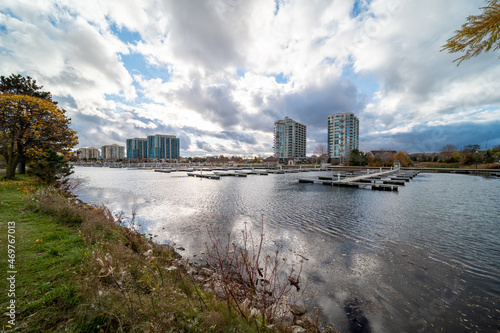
[0,94,78,179]
[441,0,500,65]
[312,144,328,162]
[439,144,459,162]
[461,144,481,165]
[1,74,56,173]
[0,74,55,102]
[348,149,369,166]
[391,151,413,167]
[29,149,73,186]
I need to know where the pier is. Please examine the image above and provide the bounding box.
[187,172,221,180]
[299,169,420,191]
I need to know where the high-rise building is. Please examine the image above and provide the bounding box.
[101,144,125,160]
[147,134,180,160]
[126,138,148,159]
[327,112,359,160]
[273,117,307,161]
[76,147,100,160]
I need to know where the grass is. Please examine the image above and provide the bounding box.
[0,174,323,332]
[0,175,86,331]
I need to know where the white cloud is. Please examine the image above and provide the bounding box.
[1,0,499,155]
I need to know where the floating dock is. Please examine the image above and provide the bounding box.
[299,169,420,191]
[213,171,248,177]
[187,172,220,180]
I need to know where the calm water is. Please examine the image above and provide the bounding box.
[73,167,500,332]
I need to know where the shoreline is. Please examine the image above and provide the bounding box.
[0,175,331,332]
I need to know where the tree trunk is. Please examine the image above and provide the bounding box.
[18,155,26,174]
[5,155,20,179]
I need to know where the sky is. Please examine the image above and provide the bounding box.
[1,0,499,157]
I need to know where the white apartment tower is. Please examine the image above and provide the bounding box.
[76,147,100,160]
[273,117,307,161]
[328,112,359,160]
[101,144,125,160]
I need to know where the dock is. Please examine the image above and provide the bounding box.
[213,171,248,177]
[154,169,171,173]
[236,170,269,176]
[299,169,420,191]
[187,172,220,180]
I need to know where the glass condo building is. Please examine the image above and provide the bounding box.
[273,117,307,161]
[327,112,359,160]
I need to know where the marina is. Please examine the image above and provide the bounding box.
[72,167,500,333]
[299,169,420,191]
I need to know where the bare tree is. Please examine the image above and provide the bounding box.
[440,144,459,161]
[312,144,327,161]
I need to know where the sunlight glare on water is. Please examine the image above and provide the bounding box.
[73,167,500,332]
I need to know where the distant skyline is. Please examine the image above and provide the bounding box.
[1,0,499,157]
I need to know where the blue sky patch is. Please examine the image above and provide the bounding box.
[236,68,245,78]
[110,24,141,44]
[120,52,171,82]
[343,64,378,96]
[273,73,289,84]
[351,0,369,18]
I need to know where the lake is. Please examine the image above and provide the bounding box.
[73,167,500,332]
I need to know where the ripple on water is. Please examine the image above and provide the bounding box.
[73,168,500,332]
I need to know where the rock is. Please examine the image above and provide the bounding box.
[292,325,306,333]
[290,304,307,316]
[249,308,259,319]
[241,298,251,312]
[288,276,300,291]
[214,284,227,299]
[281,311,294,327]
[199,268,214,277]
[295,319,306,327]
[177,247,185,251]
[273,304,294,327]
[166,266,177,272]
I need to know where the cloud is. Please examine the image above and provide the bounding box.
[1,0,498,156]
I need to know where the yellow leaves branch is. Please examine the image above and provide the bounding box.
[441,0,500,65]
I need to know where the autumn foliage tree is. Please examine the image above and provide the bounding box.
[391,151,413,167]
[0,94,78,179]
[1,74,58,173]
[441,0,500,65]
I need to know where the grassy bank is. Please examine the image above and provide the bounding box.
[0,175,322,332]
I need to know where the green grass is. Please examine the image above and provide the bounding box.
[0,175,287,332]
[0,175,88,331]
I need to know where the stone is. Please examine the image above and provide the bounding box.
[292,325,306,333]
[249,308,259,319]
[290,304,307,316]
[241,298,251,312]
[200,268,214,276]
[214,284,227,299]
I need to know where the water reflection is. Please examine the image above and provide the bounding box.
[73,167,500,332]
